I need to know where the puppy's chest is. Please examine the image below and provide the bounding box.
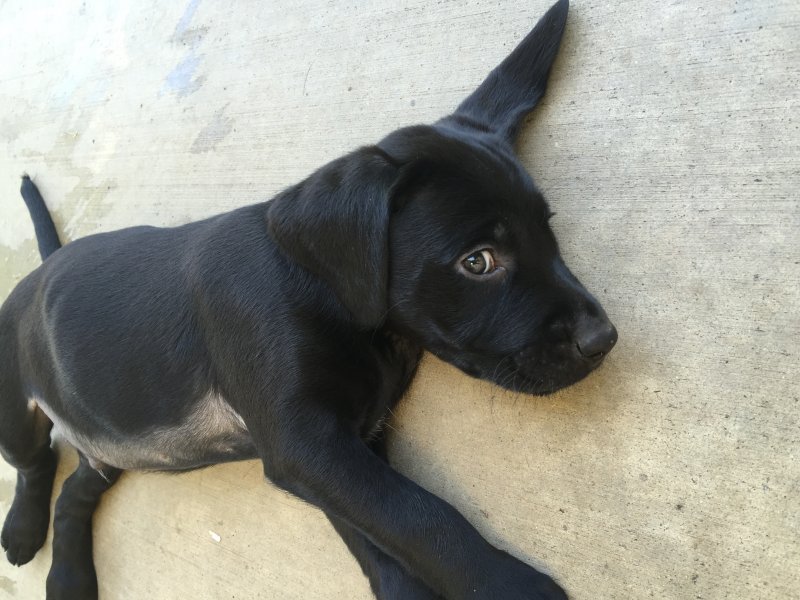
[356,333,422,439]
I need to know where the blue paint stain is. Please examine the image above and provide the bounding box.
[174,0,202,38]
[161,0,205,98]
[163,53,203,98]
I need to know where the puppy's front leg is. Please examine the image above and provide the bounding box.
[326,433,442,599]
[258,419,566,600]
[328,514,442,600]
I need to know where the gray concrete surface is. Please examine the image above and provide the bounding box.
[0,0,798,598]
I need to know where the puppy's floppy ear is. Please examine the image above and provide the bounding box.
[442,0,569,145]
[266,148,398,329]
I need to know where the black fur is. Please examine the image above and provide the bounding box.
[0,1,619,598]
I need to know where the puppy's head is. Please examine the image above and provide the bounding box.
[268,0,617,395]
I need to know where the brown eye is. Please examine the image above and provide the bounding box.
[462,249,496,275]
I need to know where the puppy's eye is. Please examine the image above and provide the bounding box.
[462,249,496,275]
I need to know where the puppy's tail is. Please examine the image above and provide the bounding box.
[20,175,62,260]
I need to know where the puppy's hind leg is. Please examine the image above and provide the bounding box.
[0,375,57,566]
[46,455,120,600]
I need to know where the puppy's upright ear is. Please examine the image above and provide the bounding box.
[266,148,398,329]
[442,0,569,145]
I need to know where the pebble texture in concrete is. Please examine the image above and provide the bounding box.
[0,1,798,598]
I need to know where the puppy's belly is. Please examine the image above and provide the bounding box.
[32,393,259,471]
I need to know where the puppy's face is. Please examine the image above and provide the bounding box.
[386,128,616,395]
[268,0,615,395]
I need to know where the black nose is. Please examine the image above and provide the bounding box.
[575,321,618,361]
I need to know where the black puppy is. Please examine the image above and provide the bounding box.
[0,1,617,598]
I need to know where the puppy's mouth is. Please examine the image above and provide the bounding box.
[497,356,599,396]
[440,346,605,396]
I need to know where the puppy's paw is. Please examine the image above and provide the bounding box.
[525,572,569,600]
[483,550,569,600]
[1,495,51,566]
[487,573,568,600]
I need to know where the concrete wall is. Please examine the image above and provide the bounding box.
[1,1,798,598]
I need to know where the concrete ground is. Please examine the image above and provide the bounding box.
[0,0,798,598]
